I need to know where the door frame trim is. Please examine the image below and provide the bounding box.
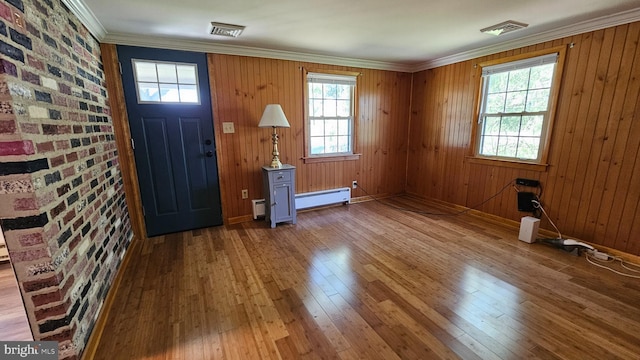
[101,43,147,240]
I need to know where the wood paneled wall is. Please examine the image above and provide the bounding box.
[408,21,640,255]
[208,55,412,222]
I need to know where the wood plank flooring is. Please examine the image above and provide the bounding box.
[0,262,33,341]
[91,197,640,359]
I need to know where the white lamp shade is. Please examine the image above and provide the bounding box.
[258,104,290,128]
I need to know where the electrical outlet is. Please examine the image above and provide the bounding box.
[352,180,358,189]
[241,189,248,199]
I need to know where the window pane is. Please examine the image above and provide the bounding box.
[483,116,501,135]
[323,99,337,117]
[525,89,550,112]
[337,85,351,99]
[326,136,338,153]
[310,120,324,136]
[505,91,526,113]
[326,120,338,136]
[310,137,324,155]
[338,135,351,153]
[159,83,179,102]
[529,64,554,89]
[521,116,543,136]
[337,100,350,117]
[507,69,530,91]
[157,63,177,83]
[486,93,506,113]
[312,100,323,117]
[138,82,160,102]
[480,135,498,156]
[500,116,521,136]
[338,119,350,135]
[178,84,199,103]
[488,72,508,94]
[516,137,540,159]
[135,61,157,82]
[310,83,323,98]
[324,84,338,99]
[497,136,519,157]
[176,65,197,84]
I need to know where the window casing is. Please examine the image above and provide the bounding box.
[473,47,566,167]
[304,70,360,162]
[132,59,200,104]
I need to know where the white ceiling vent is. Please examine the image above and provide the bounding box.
[210,22,245,37]
[480,20,528,36]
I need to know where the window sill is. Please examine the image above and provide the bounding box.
[466,156,548,172]
[303,154,361,164]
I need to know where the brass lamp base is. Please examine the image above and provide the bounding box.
[269,126,283,168]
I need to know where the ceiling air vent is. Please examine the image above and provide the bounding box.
[210,22,245,37]
[480,20,528,36]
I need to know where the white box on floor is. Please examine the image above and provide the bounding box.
[518,216,540,243]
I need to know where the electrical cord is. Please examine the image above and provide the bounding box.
[531,200,562,239]
[585,252,640,279]
[354,180,517,217]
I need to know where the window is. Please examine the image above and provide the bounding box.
[474,47,565,166]
[132,60,200,104]
[304,70,360,162]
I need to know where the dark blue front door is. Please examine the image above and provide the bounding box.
[118,45,222,237]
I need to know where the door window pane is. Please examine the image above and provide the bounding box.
[133,59,200,104]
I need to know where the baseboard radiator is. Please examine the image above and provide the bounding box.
[252,187,351,219]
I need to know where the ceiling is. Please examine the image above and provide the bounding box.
[69,0,640,71]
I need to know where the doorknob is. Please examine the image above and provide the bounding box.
[205,139,212,145]
[206,150,214,157]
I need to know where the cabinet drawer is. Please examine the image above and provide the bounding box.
[270,171,291,183]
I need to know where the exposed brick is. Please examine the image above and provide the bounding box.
[14,197,37,211]
[38,316,69,334]
[27,54,44,71]
[63,208,75,225]
[35,90,52,102]
[10,247,49,262]
[48,109,61,120]
[0,3,11,21]
[73,125,82,134]
[23,273,62,292]
[47,64,61,77]
[50,200,66,217]
[42,33,57,49]
[0,140,35,155]
[0,119,16,133]
[34,299,69,321]
[18,232,44,247]
[20,123,40,134]
[33,0,48,15]
[6,0,24,12]
[62,166,74,178]
[25,21,40,38]
[31,290,62,307]
[9,28,32,50]
[22,69,41,85]
[0,58,17,76]
[0,20,6,36]
[36,141,54,153]
[55,140,69,150]
[0,39,24,62]
[44,171,61,185]
[58,82,71,94]
[50,154,65,167]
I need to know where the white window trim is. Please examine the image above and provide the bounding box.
[131,59,201,105]
[471,46,567,169]
[303,69,361,163]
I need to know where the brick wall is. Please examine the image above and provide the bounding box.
[0,0,132,358]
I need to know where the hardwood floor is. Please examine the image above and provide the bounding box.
[92,197,640,359]
[0,262,33,341]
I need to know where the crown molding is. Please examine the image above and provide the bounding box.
[61,0,106,40]
[412,7,640,72]
[102,33,415,72]
[64,0,639,73]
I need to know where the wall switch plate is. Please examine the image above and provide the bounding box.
[222,122,235,134]
[241,189,248,199]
